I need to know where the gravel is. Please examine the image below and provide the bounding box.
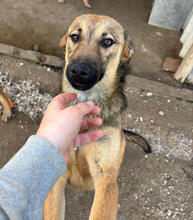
[0,70,53,120]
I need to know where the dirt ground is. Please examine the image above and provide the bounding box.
[0,0,193,220]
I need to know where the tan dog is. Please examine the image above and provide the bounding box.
[44,14,150,220]
[0,90,12,121]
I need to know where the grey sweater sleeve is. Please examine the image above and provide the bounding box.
[0,135,67,220]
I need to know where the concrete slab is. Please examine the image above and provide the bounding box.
[148,0,193,31]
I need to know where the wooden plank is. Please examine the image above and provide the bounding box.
[187,68,193,84]
[180,9,193,57]
[0,43,64,68]
[179,32,193,58]
[182,7,193,32]
[174,45,193,82]
[162,57,181,72]
[126,75,193,102]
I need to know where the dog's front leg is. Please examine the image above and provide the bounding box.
[89,165,119,220]
[44,174,67,220]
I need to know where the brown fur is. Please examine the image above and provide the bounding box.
[44,14,139,220]
[0,90,12,121]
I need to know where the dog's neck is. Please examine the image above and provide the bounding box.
[63,73,127,128]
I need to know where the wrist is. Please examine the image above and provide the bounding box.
[36,131,69,162]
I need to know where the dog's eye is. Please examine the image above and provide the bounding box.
[101,38,114,48]
[70,34,79,43]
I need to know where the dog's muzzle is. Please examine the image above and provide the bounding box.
[66,61,104,91]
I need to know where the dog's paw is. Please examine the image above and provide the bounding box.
[83,0,91,8]
[2,108,12,122]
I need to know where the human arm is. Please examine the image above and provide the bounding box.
[0,135,66,220]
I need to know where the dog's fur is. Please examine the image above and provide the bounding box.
[44,14,150,220]
[0,90,12,121]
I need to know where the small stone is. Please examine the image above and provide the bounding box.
[146,92,153,97]
[167,99,171,103]
[159,111,165,116]
[141,44,147,52]
[150,120,154,123]
[47,67,51,72]
[19,62,24,66]
[167,210,172,216]
[156,32,163,36]
[139,117,143,122]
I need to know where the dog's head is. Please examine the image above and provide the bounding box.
[61,14,134,91]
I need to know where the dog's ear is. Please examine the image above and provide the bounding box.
[121,31,134,63]
[60,34,67,49]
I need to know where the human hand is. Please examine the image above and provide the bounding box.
[36,93,103,161]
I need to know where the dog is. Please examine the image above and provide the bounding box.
[44,14,151,220]
[0,90,12,121]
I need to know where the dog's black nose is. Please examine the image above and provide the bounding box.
[66,60,104,91]
[70,64,90,80]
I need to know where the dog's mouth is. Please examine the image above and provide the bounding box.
[69,81,93,91]
[66,62,104,91]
